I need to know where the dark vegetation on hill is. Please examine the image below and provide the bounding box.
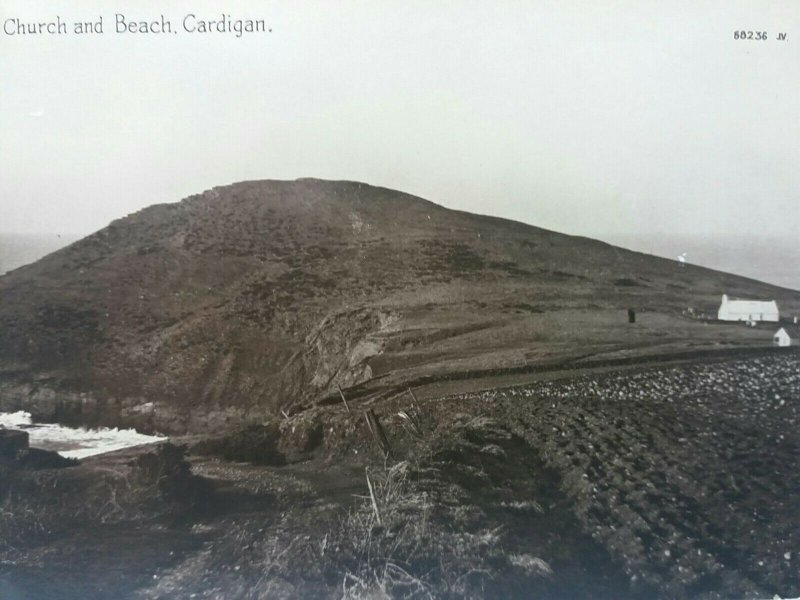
[1,178,798,432]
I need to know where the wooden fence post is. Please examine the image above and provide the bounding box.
[364,408,391,458]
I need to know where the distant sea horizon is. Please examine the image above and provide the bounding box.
[1,231,797,292]
[604,233,799,292]
[0,232,82,276]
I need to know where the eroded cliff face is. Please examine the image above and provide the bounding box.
[303,308,397,391]
[0,307,397,434]
[2,178,799,433]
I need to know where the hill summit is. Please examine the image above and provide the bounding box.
[1,179,798,432]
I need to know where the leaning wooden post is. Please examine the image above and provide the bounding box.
[364,408,391,458]
[365,467,382,525]
[337,384,351,415]
[407,388,422,418]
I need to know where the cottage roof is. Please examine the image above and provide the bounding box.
[722,298,778,314]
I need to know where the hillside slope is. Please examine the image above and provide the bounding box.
[1,179,798,432]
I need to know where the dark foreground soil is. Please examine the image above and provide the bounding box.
[1,352,798,599]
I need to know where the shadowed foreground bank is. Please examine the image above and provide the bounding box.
[2,353,798,599]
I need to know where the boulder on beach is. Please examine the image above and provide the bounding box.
[0,428,29,458]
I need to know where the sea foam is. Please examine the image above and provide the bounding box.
[0,411,167,459]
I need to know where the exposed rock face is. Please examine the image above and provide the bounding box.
[0,428,75,469]
[1,179,799,433]
[304,308,396,390]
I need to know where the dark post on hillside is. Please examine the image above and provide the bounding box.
[628,308,636,323]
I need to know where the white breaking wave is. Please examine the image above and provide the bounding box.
[0,411,167,459]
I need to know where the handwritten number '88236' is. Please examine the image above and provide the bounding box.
[734,31,767,40]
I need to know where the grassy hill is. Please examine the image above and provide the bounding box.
[1,178,798,432]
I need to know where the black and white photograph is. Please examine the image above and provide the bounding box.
[1,1,799,598]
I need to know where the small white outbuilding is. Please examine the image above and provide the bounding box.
[717,294,779,322]
[773,328,792,347]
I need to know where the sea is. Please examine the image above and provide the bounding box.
[0,232,81,276]
[604,234,799,292]
[0,411,165,459]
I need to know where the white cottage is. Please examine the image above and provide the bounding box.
[717,294,779,322]
[773,328,792,347]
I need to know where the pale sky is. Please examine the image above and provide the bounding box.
[1,0,798,241]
